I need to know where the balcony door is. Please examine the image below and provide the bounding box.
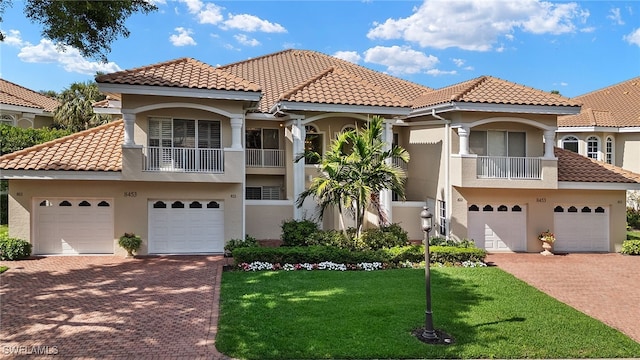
[246,128,281,167]
[471,130,525,157]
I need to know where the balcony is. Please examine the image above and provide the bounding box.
[143,147,224,173]
[392,156,408,171]
[246,149,285,167]
[477,156,541,180]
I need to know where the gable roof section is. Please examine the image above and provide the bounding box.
[217,49,430,113]
[555,147,640,184]
[96,57,261,93]
[558,77,640,128]
[412,76,579,110]
[0,78,60,112]
[0,120,123,171]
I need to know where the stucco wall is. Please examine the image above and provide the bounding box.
[245,201,294,240]
[7,179,243,255]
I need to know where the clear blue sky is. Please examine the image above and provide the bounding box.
[1,0,639,98]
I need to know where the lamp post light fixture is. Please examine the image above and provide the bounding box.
[416,206,453,345]
[420,206,438,342]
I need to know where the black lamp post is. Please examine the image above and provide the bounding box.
[420,206,438,341]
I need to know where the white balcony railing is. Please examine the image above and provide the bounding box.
[477,156,541,179]
[144,147,224,173]
[392,156,408,171]
[246,149,285,167]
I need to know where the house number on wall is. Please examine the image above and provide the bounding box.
[124,192,137,198]
[536,198,546,203]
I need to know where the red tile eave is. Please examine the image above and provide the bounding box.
[555,147,640,184]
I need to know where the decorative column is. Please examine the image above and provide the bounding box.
[230,117,243,150]
[122,112,137,147]
[458,126,470,155]
[380,120,394,225]
[543,129,556,159]
[291,119,306,220]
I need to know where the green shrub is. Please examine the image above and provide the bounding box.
[430,246,487,263]
[429,236,476,248]
[0,193,7,225]
[224,235,259,257]
[361,224,409,250]
[233,246,386,265]
[281,219,319,247]
[118,233,142,257]
[621,240,640,255]
[627,208,640,230]
[381,245,425,263]
[0,238,32,260]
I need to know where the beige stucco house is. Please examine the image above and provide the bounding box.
[0,78,59,129]
[1,50,639,256]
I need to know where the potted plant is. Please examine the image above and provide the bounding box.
[119,232,142,257]
[538,230,556,256]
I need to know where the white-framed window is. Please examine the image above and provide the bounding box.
[0,114,15,126]
[148,117,221,149]
[586,136,600,160]
[469,130,526,157]
[246,128,279,150]
[562,136,579,153]
[304,124,323,164]
[245,186,281,200]
[605,136,614,164]
[438,200,446,236]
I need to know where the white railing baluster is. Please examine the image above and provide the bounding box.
[477,156,541,179]
[143,146,224,173]
[246,149,285,167]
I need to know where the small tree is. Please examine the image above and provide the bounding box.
[54,81,111,132]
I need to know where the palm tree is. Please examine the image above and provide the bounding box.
[54,81,110,132]
[296,115,409,236]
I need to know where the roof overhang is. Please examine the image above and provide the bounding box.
[556,126,640,133]
[409,102,581,118]
[97,83,262,102]
[558,181,640,190]
[0,104,47,115]
[0,170,123,181]
[275,101,412,116]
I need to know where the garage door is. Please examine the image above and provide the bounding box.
[148,200,224,254]
[468,204,526,252]
[34,198,114,255]
[553,205,609,252]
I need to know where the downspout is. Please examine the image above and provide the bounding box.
[431,109,451,240]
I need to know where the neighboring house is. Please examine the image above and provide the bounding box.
[0,78,60,128]
[1,49,639,256]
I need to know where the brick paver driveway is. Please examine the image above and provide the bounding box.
[487,253,640,344]
[0,255,228,359]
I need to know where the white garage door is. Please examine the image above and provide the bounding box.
[553,205,609,252]
[148,200,224,254]
[34,198,114,255]
[468,204,527,252]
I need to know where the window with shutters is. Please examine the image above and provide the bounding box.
[246,186,281,200]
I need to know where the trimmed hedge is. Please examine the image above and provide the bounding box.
[621,240,640,255]
[232,244,487,266]
[0,237,32,260]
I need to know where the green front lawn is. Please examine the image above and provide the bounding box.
[217,267,640,359]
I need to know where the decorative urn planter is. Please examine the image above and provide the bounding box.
[538,230,555,256]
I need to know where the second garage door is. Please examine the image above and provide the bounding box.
[553,205,609,252]
[148,200,224,254]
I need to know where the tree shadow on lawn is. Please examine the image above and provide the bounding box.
[0,255,225,358]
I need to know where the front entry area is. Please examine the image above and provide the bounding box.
[467,203,527,252]
[148,200,224,254]
[33,198,114,255]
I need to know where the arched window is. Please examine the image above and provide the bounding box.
[482,205,494,212]
[497,205,508,212]
[468,204,479,211]
[605,136,614,164]
[0,114,15,126]
[586,136,599,160]
[562,136,579,153]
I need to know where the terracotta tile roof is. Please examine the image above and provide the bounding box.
[558,77,640,127]
[0,78,60,112]
[0,120,123,171]
[556,147,640,183]
[95,58,261,93]
[218,49,430,113]
[412,76,579,109]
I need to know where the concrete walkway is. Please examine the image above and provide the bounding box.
[0,255,230,359]
[486,253,640,344]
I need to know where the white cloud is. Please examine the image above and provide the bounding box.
[17,39,121,75]
[452,58,465,67]
[223,14,287,33]
[426,69,457,76]
[607,8,624,25]
[333,51,362,64]
[234,34,260,47]
[367,0,589,51]
[180,0,223,24]
[3,30,25,47]
[363,46,439,75]
[169,27,197,46]
[181,0,203,14]
[624,28,640,46]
